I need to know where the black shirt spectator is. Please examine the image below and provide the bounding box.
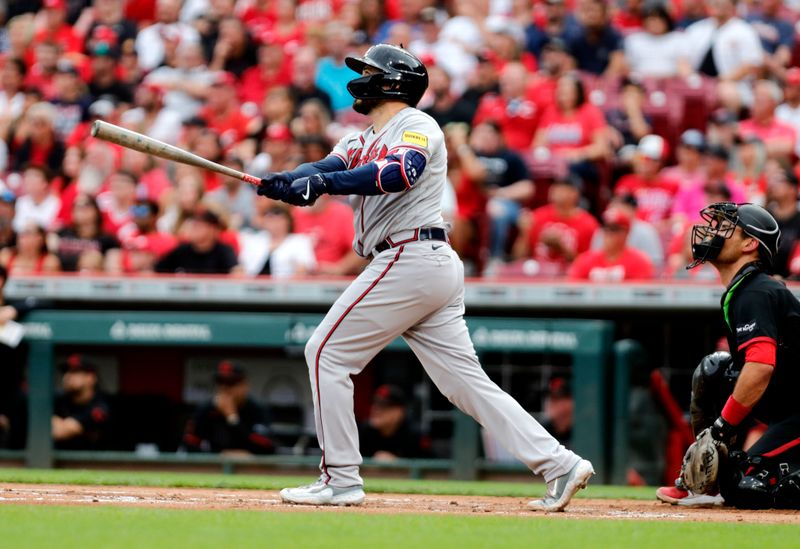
[56,194,119,272]
[182,361,274,454]
[563,0,623,75]
[155,208,239,274]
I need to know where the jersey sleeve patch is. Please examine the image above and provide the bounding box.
[402,131,429,148]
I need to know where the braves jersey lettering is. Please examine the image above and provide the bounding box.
[330,107,447,256]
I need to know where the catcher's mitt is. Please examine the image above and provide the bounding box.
[680,428,728,494]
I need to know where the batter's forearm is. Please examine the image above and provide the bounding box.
[287,156,348,179]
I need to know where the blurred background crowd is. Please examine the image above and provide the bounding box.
[1,0,800,281]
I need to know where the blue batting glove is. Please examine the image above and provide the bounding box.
[257,172,292,201]
[286,174,328,206]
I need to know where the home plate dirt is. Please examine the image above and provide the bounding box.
[1,484,798,524]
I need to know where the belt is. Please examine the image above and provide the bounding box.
[373,227,448,254]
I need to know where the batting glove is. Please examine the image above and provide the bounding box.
[257,172,292,201]
[285,174,328,206]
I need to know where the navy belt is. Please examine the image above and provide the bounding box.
[374,227,448,254]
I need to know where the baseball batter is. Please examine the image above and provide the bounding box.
[257,44,593,509]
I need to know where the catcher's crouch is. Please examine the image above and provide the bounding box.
[659,202,800,509]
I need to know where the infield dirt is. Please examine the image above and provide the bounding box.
[1,483,798,524]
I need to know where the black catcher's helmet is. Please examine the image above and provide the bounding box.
[345,44,429,114]
[688,202,781,269]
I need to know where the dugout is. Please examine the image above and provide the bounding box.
[12,309,615,481]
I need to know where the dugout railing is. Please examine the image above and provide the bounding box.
[6,310,618,481]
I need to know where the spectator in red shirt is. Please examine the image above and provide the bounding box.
[119,148,172,205]
[97,170,137,240]
[32,0,83,55]
[0,223,61,275]
[293,196,366,275]
[106,199,178,274]
[513,173,599,277]
[532,73,609,196]
[738,79,797,161]
[568,207,655,281]
[240,42,292,107]
[24,42,60,101]
[526,38,574,115]
[199,72,257,150]
[474,62,541,153]
[614,134,679,231]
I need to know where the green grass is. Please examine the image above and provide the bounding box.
[0,467,652,500]
[0,505,796,549]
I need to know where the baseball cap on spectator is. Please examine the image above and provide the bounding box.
[191,207,223,228]
[602,207,632,232]
[60,353,96,374]
[637,134,667,161]
[679,129,705,152]
[266,123,293,142]
[372,384,406,407]
[706,143,730,161]
[547,377,572,399]
[215,360,246,385]
[710,109,737,126]
[786,68,800,87]
[44,0,66,9]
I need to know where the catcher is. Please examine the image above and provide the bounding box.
[658,202,800,509]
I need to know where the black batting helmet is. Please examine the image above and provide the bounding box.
[345,44,428,112]
[688,202,781,269]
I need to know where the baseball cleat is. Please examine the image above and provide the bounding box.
[656,486,723,507]
[655,485,688,504]
[528,459,594,512]
[280,479,365,506]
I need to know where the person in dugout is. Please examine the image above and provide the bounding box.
[182,360,274,455]
[357,384,432,461]
[53,354,112,450]
[657,202,800,509]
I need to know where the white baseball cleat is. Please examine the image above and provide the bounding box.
[280,479,365,506]
[528,459,595,512]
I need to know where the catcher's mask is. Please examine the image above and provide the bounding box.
[345,44,428,114]
[688,202,781,269]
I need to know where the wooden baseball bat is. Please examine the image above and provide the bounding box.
[90,120,262,186]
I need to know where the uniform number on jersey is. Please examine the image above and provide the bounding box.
[402,131,428,148]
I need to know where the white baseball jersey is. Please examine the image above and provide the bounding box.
[330,107,447,256]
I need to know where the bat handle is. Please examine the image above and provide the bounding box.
[240,173,262,187]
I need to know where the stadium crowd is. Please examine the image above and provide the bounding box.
[1,0,800,280]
